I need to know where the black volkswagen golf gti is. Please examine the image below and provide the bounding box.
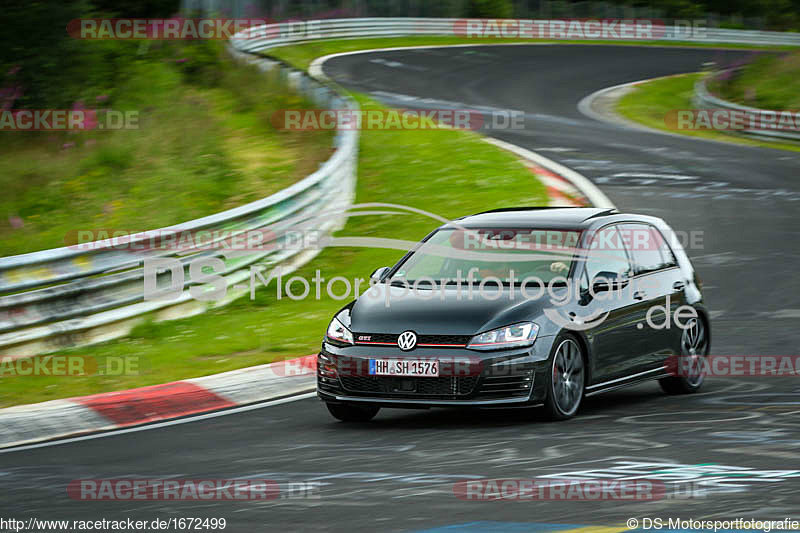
[317,207,710,422]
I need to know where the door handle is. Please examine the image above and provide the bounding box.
[633,291,646,301]
[673,281,686,291]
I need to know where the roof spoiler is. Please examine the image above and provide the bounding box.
[463,206,618,219]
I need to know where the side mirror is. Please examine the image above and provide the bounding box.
[591,271,629,293]
[370,266,391,282]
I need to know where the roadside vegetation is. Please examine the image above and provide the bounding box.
[615,72,800,152]
[0,38,333,257]
[707,50,800,109]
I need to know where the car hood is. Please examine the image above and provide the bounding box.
[350,283,559,335]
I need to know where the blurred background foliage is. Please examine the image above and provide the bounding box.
[1,0,798,110]
[181,0,800,31]
[0,0,334,256]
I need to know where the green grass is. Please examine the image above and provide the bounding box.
[708,50,800,109]
[0,89,547,407]
[615,72,800,152]
[0,47,332,257]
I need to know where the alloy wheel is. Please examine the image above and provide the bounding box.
[552,339,584,416]
[681,318,708,387]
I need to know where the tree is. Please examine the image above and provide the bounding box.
[467,0,513,18]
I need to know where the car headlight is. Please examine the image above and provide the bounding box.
[326,315,353,345]
[467,322,539,351]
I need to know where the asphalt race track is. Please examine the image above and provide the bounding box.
[3,45,800,532]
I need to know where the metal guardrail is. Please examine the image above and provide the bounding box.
[229,18,800,52]
[0,43,358,357]
[2,17,799,356]
[693,70,800,142]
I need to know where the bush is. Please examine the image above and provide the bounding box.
[0,0,185,111]
[0,1,92,109]
[91,0,179,18]
[467,0,513,18]
[171,40,227,87]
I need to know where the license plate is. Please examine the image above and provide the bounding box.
[369,359,439,377]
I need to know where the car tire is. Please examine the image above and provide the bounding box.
[659,316,709,395]
[326,402,380,422]
[543,334,586,420]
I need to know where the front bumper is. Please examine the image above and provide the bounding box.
[316,338,555,408]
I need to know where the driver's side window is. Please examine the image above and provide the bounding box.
[584,225,632,284]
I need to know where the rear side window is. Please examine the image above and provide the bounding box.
[584,225,632,282]
[619,223,675,275]
[655,228,678,268]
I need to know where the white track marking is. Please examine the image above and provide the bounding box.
[577,74,789,149]
[308,43,556,81]
[618,411,763,424]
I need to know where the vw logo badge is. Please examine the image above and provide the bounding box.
[397,331,417,351]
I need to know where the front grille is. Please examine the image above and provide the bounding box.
[418,334,471,346]
[317,374,343,393]
[340,376,478,397]
[339,376,382,393]
[354,333,471,347]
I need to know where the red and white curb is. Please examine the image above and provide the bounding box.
[482,137,615,209]
[534,165,587,207]
[0,355,317,449]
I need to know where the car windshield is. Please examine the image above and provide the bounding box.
[390,227,582,285]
